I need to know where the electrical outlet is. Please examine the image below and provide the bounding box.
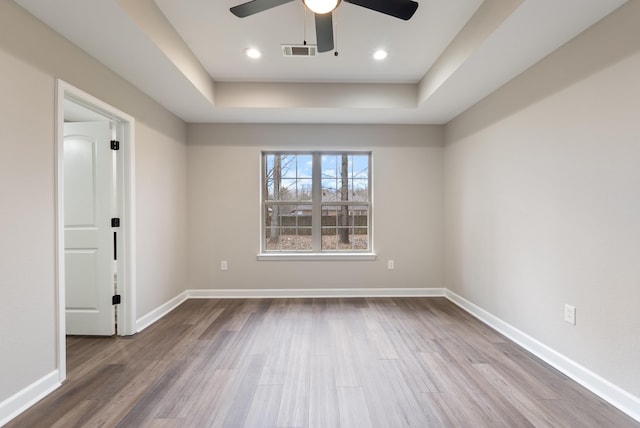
[387,260,395,270]
[564,304,576,325]
[220,261,228,271]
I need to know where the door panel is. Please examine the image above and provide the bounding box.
[64,122,114,336]
[64,137,98,226]
[65,250,100,308]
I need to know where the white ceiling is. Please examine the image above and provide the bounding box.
[156,0,483,83]
[15,0,627,124]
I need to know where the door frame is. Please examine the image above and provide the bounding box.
[55,79,137,382]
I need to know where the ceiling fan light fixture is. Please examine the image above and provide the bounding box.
[303,0,339,14]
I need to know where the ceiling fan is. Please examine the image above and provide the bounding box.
[230,0,419,53]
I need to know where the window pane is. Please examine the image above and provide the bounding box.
[335,179,348,201]
[281,154,298,178]
[298,154,313,178]
[266,154,315,202]
[298,178,312,201]
[265,204,282,250]
[320,205,368,251]
[322,178,337,202]
[266,181,274,201]
[352,206,369,251]
[351,155,369,179]
[265,232,280,251]
[322,154,369,203]
[265,155,275,200]
[265,155,275,174]
[321,229,369,251]
[350,179,368,201]
[264,203,312,252]
[322,154,338,203]
[280,178,297,201]
[321,154,338,178]
[293,230,312,250]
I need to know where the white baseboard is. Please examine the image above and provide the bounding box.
[187,287,446,299]
[445,289,640,423]
[135,291,188,333]
[0,370,60,427]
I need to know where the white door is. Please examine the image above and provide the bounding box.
[64,121,115,335]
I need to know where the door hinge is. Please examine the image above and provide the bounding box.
[112,294,122,305]
[111,218,120,227]
[110,140,120,150]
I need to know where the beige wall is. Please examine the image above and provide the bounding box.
[135,124,188,317]
[444,2,640,397]
[3,0,639,420]
[1,43,58,405]
[187,124,444,292]
[0,1,188,403]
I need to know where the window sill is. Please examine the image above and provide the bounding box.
[257,253,377,261]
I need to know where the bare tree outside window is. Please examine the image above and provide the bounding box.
[339,153,350,245]
[269,155,281,244]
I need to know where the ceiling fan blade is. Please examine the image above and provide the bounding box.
[344,0,418,20]
[315,12,334,53]
[230,0,295,18]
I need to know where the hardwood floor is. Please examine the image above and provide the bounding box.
[7,298,638,427]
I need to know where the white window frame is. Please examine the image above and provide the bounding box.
[258,151,376,261]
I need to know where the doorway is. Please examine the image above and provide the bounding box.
[55,80,136,382]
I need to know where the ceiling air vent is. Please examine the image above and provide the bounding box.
[282,44,317,57]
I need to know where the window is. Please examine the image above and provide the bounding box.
[262,152,371,255]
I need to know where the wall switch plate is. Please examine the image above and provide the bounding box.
[221,261,228,271]
[387,260,395,270]
[564,304,576,325]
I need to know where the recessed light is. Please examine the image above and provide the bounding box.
[245,48,261,59]
[373,49,387,60]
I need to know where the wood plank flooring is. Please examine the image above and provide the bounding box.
[7,297,638,427]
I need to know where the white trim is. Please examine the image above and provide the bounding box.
[54,80,66,383]
[445,289,640,423]
[119,115,137,336]
[187,287,445,299]
[257,252,377,261]
[0,371,60,427]
[136,291,188,332]
[55,80,137,387]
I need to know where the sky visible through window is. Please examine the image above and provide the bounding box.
[322,154,369,202]
[265,153,369,202]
